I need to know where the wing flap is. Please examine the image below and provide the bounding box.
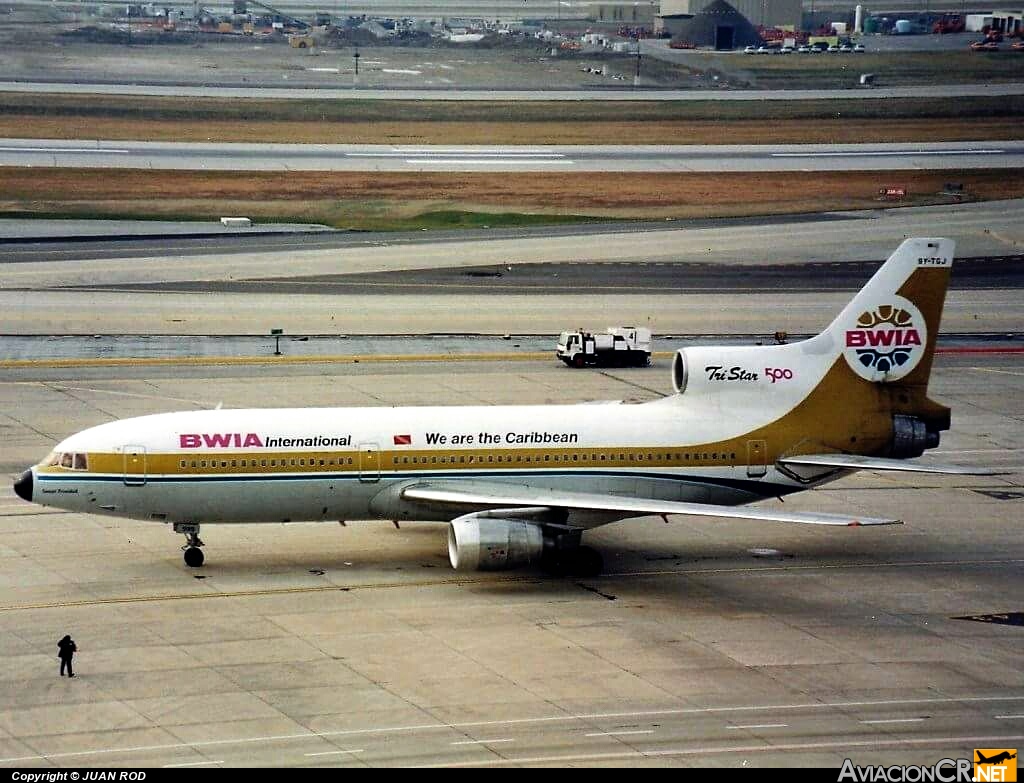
[400,481,899,527]
[778,454,1002,475]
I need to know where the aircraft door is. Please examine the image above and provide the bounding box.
[358,443,380,483]
[123,445,147,486]
[746,439,767,478]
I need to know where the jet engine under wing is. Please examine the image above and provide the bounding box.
[777,454,1002,475]
[400,481,900,527]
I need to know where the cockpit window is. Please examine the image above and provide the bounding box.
[52,452,88,470]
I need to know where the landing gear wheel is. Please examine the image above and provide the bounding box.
[174,522,205,568]
[541,546,603,577]
[570,546,604,577]
[540,551,567,576]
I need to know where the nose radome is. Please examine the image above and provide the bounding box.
[13,470,32,502]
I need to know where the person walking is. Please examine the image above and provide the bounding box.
[57,634,77,678]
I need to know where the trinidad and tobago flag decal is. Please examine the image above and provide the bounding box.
[843,296,927,382]
[393,434,412,446]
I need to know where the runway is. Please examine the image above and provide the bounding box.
[0,353,1021,767]
[2,138,1022,172]
[4,80,1024,101]
[1,200,1022,336]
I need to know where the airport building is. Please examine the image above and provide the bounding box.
[661,0,764,47]
[592,3,658,24]
[657,0,802,32]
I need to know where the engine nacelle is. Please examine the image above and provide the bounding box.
[447,515,544,571]
[890,414,940,458]
[672,350,689,394]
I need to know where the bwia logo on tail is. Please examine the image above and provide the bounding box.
[845,298,926,380]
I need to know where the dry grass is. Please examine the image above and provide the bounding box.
[1,116,1022,145]
[2,168,1021,227]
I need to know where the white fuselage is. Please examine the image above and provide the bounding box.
[32,395,810,529]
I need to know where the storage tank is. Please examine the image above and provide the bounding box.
[864,15,879,33]
[855,4,863,33]
[894,19,912,34]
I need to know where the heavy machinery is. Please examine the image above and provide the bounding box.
[933,14,965,34]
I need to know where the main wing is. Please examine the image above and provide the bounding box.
[400,480,900,527]
[777,453,1003,475]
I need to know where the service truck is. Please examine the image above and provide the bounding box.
[556,327,652,368]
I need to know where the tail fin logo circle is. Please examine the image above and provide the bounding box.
[843,297,927,382]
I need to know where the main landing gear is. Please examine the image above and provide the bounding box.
[174,522,205,567]
[541,529,604,577]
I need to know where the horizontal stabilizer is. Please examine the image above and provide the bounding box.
[778,454,1002,475]
[401,481,900,527]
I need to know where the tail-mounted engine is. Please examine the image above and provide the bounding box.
[890,415,941,458]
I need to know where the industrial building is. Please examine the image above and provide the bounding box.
[662,0,764,48]
[657,0,801,34]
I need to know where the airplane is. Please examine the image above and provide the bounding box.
[976,751,1017,765]
[12,237,987,575]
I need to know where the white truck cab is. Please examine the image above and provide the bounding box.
[556,327,652,368]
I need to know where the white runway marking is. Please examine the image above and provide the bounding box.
[970,368,1024,377]
[727,724,789,730]
[348,151,565,158]
[450,738,514,745]
[162,760,223,767]
[304,749,365,756]
[772,149,1004,158]
[406,159,573,165]
[0,147,130,154]
[423,735,1024,768]
[2,697,1021,764]
[860,718,927,725]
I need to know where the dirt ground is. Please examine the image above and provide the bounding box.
[2,168,1020,227]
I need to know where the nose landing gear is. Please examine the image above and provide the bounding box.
[174,522,205,567]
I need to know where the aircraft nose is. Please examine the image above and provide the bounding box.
[13,470,32,502]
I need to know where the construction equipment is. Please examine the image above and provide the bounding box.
[247,0,309,29]
[933,14,965,34]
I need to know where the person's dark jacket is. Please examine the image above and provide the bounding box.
[57,636,77,660]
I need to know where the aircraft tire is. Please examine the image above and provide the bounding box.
[184,547,205,567]
[570,546,604,577]
[542,546,603,577]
